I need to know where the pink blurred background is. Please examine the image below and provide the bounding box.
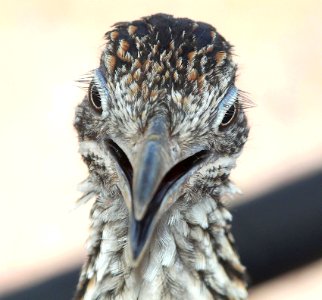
[0,0,321,298]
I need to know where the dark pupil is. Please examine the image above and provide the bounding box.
[89,83,102,110]
[221,103,236,126]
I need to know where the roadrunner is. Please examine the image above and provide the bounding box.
[74,14,249,300]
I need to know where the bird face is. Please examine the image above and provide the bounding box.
[74,14,249,265]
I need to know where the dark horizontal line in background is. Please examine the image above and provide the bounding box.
[1,169,322,300]
[231,168,322,286]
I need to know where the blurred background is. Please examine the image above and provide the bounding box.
[0,0,321,299]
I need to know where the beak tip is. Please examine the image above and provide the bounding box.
[129,217,145,262]
[131,247,140,262]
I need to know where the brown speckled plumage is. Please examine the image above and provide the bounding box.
[74,14,249,300]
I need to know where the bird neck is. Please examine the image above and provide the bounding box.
[75,194,247,300]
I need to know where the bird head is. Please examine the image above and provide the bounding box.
[75,14,249,265]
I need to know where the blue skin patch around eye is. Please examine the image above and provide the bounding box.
[93,68,109,116]
[215,86,238,128]
[94,69,108,94]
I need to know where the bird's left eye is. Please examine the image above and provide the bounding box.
[220,102,238,128]
[88,81,102,113]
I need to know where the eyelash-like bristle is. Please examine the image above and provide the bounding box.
[76,70,95,90]
[237,90,255,110]
[76,69,108,99]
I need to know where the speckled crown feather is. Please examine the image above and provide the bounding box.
[100,13,236,101]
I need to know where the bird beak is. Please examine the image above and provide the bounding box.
[130,115,172,262]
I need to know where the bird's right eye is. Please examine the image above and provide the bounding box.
[88,81,103,113]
